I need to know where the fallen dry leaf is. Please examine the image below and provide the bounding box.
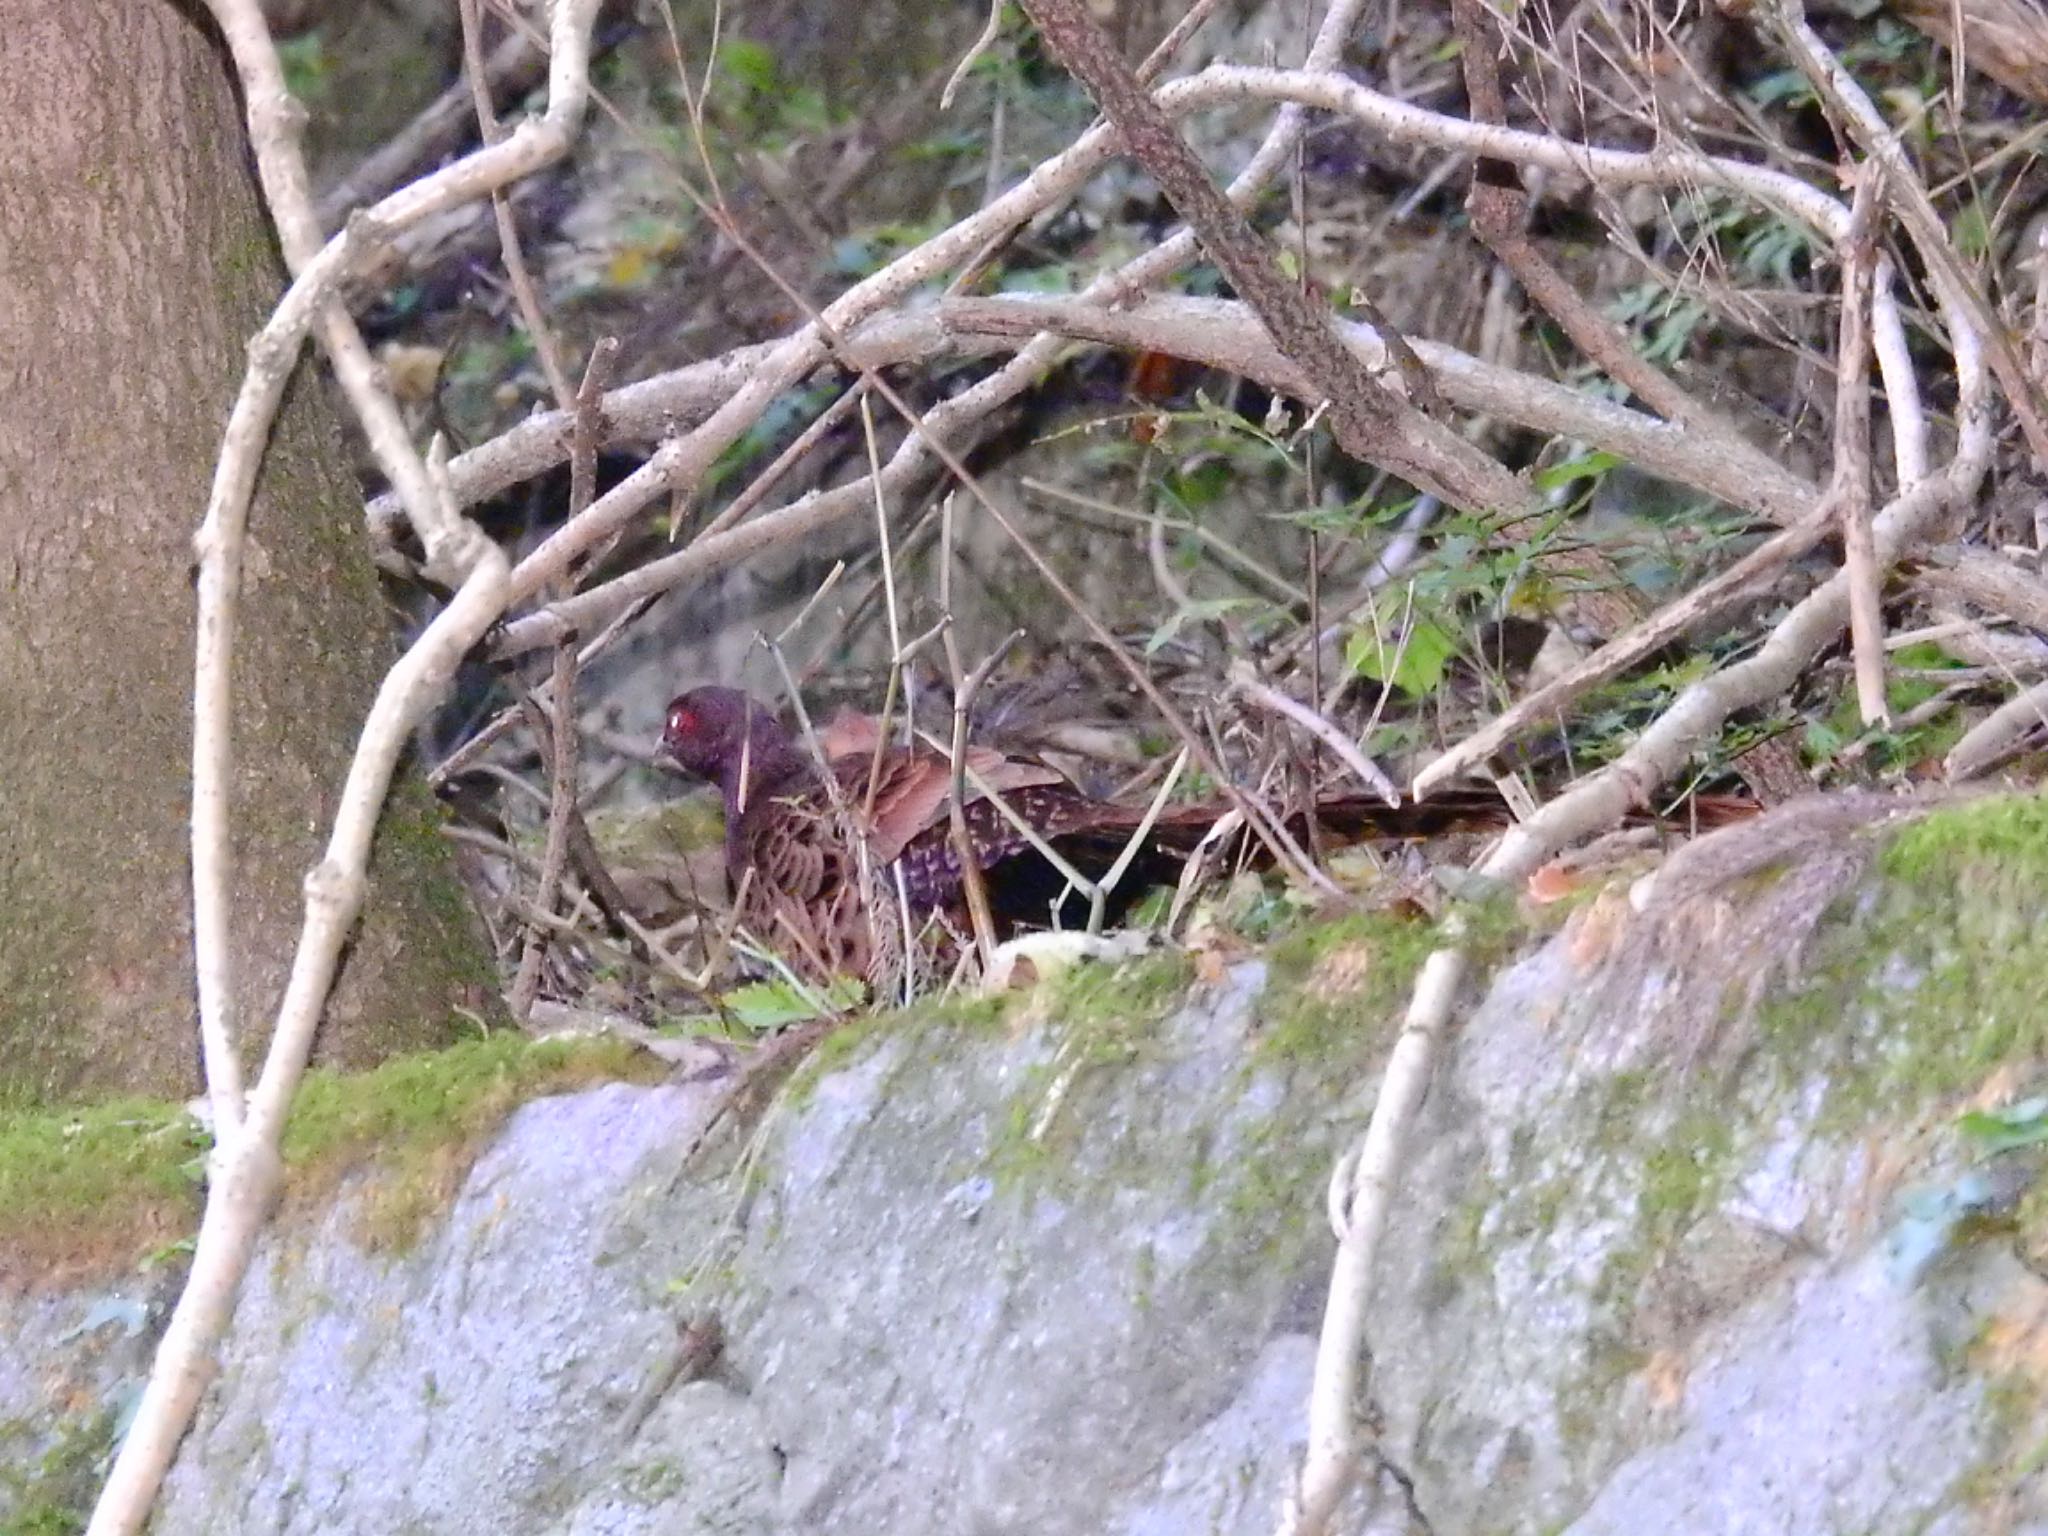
[1526,862,1583,904]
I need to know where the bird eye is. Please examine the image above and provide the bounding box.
[669,705,698,736]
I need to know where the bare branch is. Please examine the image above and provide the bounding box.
[95,0,603,1526]
[1834,169,1887,726]
[1284,250,1995,1536]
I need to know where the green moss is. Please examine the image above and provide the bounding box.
[0,1096,208,1283]
[986,1077,1059,1192]
[1883,792,2048,887]
[1637,1107,1734,1242]
[617,1457,690,1504]
[281,1033,663,1249]
[1432,1172,1498,1289]
[0,1404,116,1536]
[1759,793,2048,1129]
[0,1034,661,1281]
[1042,950,1193,1043]
[896,988,1012,1037]
[1213,1119,1321,1265]
[778,1018,882,1112]
[1258,895,1523,1070]
[779,986,1013,1114]
[973,951,1199,1189]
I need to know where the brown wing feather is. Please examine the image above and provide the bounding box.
[737,779,907,983]
[828,747,1066,866]
[728,737,1759,986]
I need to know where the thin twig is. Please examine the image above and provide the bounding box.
[1948,677,2048,780]
[1833,168,1887,726]
[458,0,575,409]
[938,495,1004,969]
[1230,664,1399,806]
[480,39,1867,649]
[511,341,617,1020]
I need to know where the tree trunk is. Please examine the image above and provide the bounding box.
[0,0,494,1102]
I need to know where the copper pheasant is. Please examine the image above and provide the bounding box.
[659,687,1208,982]
[657,685,1594,986]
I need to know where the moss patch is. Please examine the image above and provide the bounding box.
[0,1403,116,1536]
[1258,895,1523,1071]
[0,1035,660,1285]
[1040,950,1196,1042]
[281,1034,665,1250]
[0,1097,208,1288]
[779,984,1016,1114]
[1763,792,2048,1128]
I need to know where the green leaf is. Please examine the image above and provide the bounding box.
[1958,1096,2048,1155]
[719,38,779,93]
[1162,457,1232,507]
[1345,616,1456,697]
[1145,597,1261,655]
[720,975,865,1033]
[1533,450,1620,492]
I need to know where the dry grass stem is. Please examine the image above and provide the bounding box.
[1283,235,1995,1536]
[511,341,617,1021]
[1230,664,1400,806]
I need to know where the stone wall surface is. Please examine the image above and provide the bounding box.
[8,795,2048,1533]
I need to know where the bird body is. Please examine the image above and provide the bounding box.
[661,687,1210,981]
[658,685,1751,986]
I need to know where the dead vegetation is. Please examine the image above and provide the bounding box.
[81,0,2048,1527]
[293,0,2048,1039]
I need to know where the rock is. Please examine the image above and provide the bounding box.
[7,793,2048,1532]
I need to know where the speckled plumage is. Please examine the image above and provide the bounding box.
[658,686,1758,986]
[657,687,1205,985]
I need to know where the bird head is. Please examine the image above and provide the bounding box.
[661,686,761,779]
[659,686,806,804]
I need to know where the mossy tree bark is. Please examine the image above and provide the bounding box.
[0,0,494,1103]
